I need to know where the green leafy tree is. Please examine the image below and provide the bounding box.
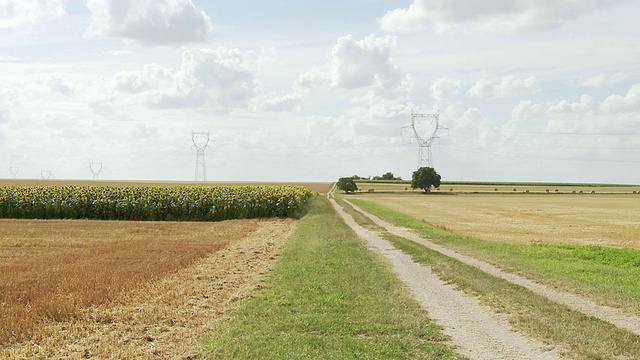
[381,172,395,180]
[337,177,358,193]
[411,167,441,193]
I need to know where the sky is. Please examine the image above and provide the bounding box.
[1,0,639,183]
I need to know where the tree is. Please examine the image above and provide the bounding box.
[381,172,395,180]
[337,177,358,193]
[411,167,441,193]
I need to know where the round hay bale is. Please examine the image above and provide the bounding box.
[449,188,453,191]
[437,187,440,191]
[633,191,637,194]
[555,189,559,193]
[572,190,576,194]
[579,190,583,194]
[525,190,529,193]
[368,188,375,193]
[591,190,596,194]
[545,189,550,193]
[513,188,517,191]
[494,188,498,191]
[404,187,408,190]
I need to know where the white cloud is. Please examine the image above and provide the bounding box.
[510,100,546,123]
[45,76,74,96]
[103,50,136,57]
[579,72,626,87]
[85,0,213,46]
[92,47,260,112]
[0,0,65,30]
[260,94,301,112]
[380,0,611,33]
[431,77,462,101]
[295,34,408,100]
[468,75,538,99]
[600,83,640,113]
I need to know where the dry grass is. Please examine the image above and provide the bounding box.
[357,193,640,249]
[1,219,295,359]
[0,179,333,194]
[0,218,264,347]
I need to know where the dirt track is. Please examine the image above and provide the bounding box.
[331,198,561,359]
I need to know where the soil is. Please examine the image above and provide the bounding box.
[1,219,296,359]
[331,198,562,360]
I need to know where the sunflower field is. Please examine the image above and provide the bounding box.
[0,185,315,221]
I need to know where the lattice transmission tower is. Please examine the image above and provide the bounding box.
[192,131,210,181]
[89,162,103,180]
[403,110,446,169]
[40,170,52,179]
[9,166,19,179]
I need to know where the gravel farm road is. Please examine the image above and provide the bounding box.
[330,197,562,360]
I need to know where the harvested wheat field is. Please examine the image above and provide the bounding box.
[358,193,640,249]
[0,218,295,359]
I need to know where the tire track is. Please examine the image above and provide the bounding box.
[342,199,640,337]
[330,198,561,360]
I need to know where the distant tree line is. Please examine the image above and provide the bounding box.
[348,172,402,181]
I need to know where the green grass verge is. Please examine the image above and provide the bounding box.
[348,198,640,316]
[199,197,465,359]
[338,198,640,360]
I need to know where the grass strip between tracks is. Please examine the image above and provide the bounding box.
[199,197,465,359]
[348,198,640,316]
[342,197,640,360]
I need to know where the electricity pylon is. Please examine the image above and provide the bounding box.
[9,166,19,179]
[40,170,52,179]
[403,110,446,169]
[89,162,103,180]
[192,131,210,181]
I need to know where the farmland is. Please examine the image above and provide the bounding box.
[3,178,639,358]
[0,217,295,358]
[0,184,315,221]
[0,181,316,357]
[0,179,333,194]
[354,192,640,249]
[355,180,640,194]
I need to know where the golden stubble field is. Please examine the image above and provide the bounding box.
[357,193,640,249]
[0,217,296,358]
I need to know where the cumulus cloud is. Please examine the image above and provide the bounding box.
[0,0,65,30]
[510,100,546,123]
[431,77,462,101]
[507,84,640,134]
[45,76,74,96]
[599,83,640,113]
[260,94,301,112]
[379,0,611,33]
[579,72,626,87]
[295,34,408,100]
[93,47,260,112]
[85,0,213,46]
[468,75,538,99]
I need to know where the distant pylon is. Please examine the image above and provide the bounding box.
[403,110,446,168]
[89,162,103,180]
[192,131,210,181]
[9,166,19,179]
[40,170,52,179]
